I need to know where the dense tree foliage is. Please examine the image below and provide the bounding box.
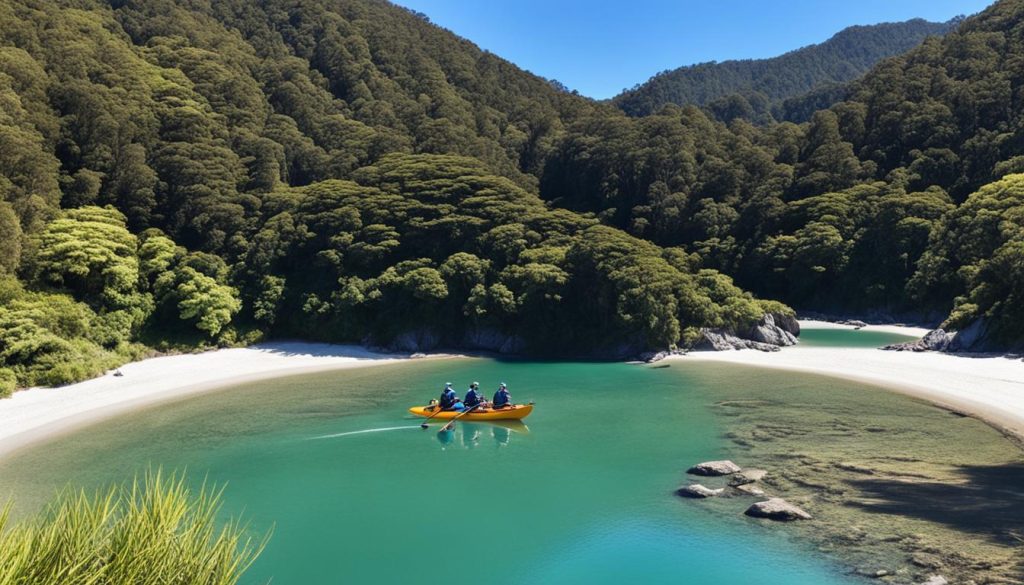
[3,0,1024,390]
[614,19,958,121]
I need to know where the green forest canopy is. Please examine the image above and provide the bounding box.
[612,17,958,122]
[2,0,1024,388]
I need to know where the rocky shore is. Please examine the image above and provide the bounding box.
[674,367,1024,585]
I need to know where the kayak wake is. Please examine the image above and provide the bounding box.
[310,425,422,440]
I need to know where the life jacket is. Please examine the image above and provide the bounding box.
[492,388,510,407]
[464,388,481,407]
[439,388,457,408]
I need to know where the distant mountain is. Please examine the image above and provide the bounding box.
[613,18,960,119]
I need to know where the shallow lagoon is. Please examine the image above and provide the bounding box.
[1,328,1019,584]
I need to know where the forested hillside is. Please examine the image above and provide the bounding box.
[544,0,1024,350]
[1,0,1023,392]
[0,0,779,390]
[613,18,957,122]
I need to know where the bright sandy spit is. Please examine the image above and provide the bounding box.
[2,321,1024,459]
[678,320,1024,442]
[0,343,441,459]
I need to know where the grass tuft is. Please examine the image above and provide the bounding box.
[0,469,267,585]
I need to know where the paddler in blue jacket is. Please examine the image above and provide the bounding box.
[492,382,511,409]
[463,382,485,409]
[439,382,460,411]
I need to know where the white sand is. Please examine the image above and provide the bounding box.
[678,321,1024,441]
[0,342,450,459]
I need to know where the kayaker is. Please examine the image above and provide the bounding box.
[492,382,511,409]
[439,382,460,411]
[464,382,485,409]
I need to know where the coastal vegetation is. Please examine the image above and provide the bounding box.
[0,470,264,584]
[1,0,1024,389]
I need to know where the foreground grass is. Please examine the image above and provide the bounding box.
[0,471,267,585]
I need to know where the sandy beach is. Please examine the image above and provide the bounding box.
[680,321,1024,442]
[0,342,446,459]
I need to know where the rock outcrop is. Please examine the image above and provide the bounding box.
[883,319,1007,354]
[692,329,781,352]
[675,484,724,498]
[883,328,953,352]
[638,349,686,363]
[687,460,742,476]
[919,576,948,585]
[462,327,524,354]
[744,498,812,521]
[387,329,440,352]
[692,312,799,352]
[742,313,799,346]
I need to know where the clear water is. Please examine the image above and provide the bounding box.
[798,326,918,348]
[0,359,870,585]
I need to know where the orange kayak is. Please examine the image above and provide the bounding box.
[408,404,533,421]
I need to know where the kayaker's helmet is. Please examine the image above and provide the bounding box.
[471,382,479,388]
[445,382,453,389]
[500,382,507,389]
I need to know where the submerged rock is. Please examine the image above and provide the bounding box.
[744,498,812,521]
[675,484,724,498]
[687,460,742,476]
[919,576,948,585]
[733,483,766,496]
[911,553,944,569]
[728,469,767,486]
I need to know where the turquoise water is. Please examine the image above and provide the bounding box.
[0,359,866,585]
[799,326,918,348]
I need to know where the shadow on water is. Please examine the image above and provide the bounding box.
[846,463,1024,546]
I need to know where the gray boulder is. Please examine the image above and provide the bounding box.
[687,460,742,476]
[919,576,948,585]
[883,328,953,352]
[947,318,997,352]
[692,329,781,352]
[675,484,724,498]
[744,498,812,521]
[728,469,767,486]
[770,312,801,336]
[742,313,799,347]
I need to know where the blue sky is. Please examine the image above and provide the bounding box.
[393,0,994,99]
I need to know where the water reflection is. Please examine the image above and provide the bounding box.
[492,425,510,447]
[431,421,529,450]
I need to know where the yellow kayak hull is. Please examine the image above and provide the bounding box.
[408,404,533,421]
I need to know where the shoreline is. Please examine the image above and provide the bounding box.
[0,342,461,460]
[4,321,1024,460]
[679,321,1024,444]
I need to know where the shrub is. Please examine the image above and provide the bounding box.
[0,368,15,398]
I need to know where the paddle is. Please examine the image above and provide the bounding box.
[439,403,481,432]
[420,401,449,429]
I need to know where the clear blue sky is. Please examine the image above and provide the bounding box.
[393,0,994,99]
